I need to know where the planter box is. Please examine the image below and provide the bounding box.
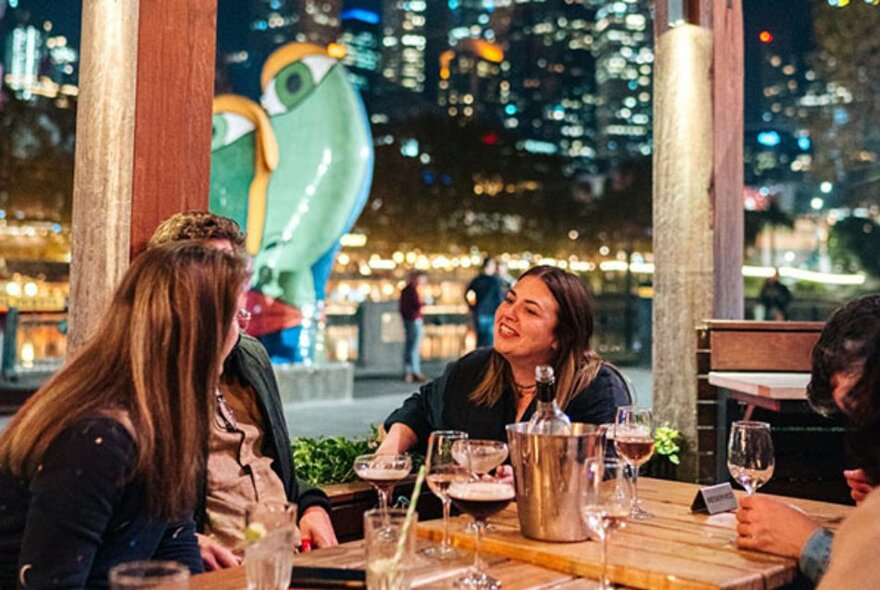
[322,479,443,543]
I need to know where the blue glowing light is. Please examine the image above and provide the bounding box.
[505,104,517,115]
[340,9,380,25]
[797,137,811,151]
[757,131,781,147]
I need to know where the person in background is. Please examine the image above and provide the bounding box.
[379,265,630,455]
[735,294,880,586]
[0,243,247,589]
[149,212,337,571]
[497,260,515,297]
[759,271,792,320]
[465,257,504,348]
[400,270,428,383]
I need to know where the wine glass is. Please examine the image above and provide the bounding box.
[614,406,654,520]
[452,439,509,534]
[727,420,775,495]
[581,458,632,590]
[448,441,514,590]
[424,430,469,560]
[353,453,412,514]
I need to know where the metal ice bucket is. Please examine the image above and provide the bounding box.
[506,422,606,542]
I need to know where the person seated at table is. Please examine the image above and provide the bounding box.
[735,294,880,586]
[0,242,248,589]
[149,212,337,569]
[378,265,631,454]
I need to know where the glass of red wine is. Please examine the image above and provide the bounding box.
[448,440,514,590]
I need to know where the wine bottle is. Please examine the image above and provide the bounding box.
[527,365,571,434]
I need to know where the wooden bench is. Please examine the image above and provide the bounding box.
[695,320,850,503]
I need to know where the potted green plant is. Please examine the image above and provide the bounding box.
[643,424,684,480]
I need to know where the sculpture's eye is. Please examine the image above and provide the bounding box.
[262,55,336,115]
[211,113,254,150]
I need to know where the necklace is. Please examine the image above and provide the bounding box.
[514,382,537,397]
[214,388,239,433]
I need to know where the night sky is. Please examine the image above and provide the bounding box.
[3,0,817,126]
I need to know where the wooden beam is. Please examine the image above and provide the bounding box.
[69,0,218,349]
[130,0,218,257]
[652,0,744,480]
[69,0,140,352]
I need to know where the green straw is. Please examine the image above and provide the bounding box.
[392,464,426,565]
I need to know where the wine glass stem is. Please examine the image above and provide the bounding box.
[441,499,452,549]
[632,466,640,509]
[473,519,485,573]
[600,531,610,590]
[377,487,390,513]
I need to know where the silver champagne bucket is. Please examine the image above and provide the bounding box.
[506,422,606,542]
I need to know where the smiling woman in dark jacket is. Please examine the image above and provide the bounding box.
[379,265,630,454]
[0,242,248,589]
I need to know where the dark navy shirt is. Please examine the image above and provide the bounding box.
[0,417,202,589]
[466,274,504,317]
[384,348,631,454]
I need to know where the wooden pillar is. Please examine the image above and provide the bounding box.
[652,1,744,481]
[69,0,217,350]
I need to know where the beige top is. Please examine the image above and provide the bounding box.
[203,377,289,555]
[817,486,880,588]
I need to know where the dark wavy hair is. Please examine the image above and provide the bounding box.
[843,333,880,482]
[807,294,880,416]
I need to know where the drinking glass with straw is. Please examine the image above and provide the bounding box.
[364,466,426,590]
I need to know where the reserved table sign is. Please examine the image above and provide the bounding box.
[690,483,738,514]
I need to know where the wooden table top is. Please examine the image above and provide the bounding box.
[708,371,809,400]
[186,478,849,590]
[187,538,615,589]
[419,478,850,590]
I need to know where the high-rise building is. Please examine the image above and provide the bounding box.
[592,0,653,163]
[4,24,42,100]
[744,37,814,186]
[437,38,504,121]
[338,6,382,92]
[503,0,597,173]
[381,0,428,93]
[296,0,343,46]
[447,0,514,45]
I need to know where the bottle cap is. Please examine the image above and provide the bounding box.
[535,364,554,384]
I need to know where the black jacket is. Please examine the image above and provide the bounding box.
[384,348,631,454]
[0,418,202,589]
[194,335,331,531]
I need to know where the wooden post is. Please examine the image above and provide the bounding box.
[69,0,218,350]
[652,0,744,481]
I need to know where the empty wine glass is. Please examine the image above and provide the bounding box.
[727,421,775,495]
[448,441,514,590]
[353,453,412,513]
[424,430,468,560]
[581,458,632,590]
[614,406,654,520]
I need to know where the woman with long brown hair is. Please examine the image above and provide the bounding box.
[0,242,249,589]
[379,265,631,454]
